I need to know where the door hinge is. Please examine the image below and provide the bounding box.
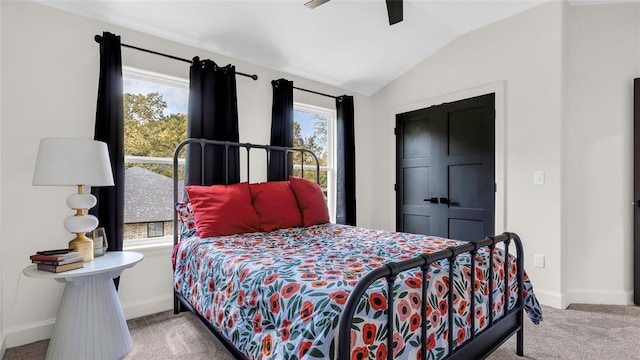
[394,127,397,135]
[394,184,397,191]
[495,182,497,192]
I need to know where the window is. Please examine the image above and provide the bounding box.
[123,68,188,246]
[293,103,336,221]
[121,69,336,245]
[147,222,165,238]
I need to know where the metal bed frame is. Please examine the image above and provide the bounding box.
[172,138,526,360]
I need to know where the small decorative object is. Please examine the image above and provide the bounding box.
[32,138,114,262]
[92,227,108,257]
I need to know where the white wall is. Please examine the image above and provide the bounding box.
[0,1,373,348]
[563,3,640,305]
[370,1,566,307]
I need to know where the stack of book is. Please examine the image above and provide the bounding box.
[29,249,84,273]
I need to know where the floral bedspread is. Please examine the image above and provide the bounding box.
[173,224,542,360]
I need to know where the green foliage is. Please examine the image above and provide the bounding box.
[124,92,187,177]
[293,118,328,166]
[124,92,166,124]
[293,115,329,191]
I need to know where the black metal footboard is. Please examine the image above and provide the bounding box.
[338,232,525,360]
[172,139,526,359]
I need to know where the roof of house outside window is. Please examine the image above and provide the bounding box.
[124,166,183,224]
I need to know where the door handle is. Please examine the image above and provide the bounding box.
[424,197,438,203]
[439,197,450,204]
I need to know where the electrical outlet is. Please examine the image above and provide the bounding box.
[534,254,545,268]
[533,171,545,185]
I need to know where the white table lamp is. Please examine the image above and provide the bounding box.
[33,138,114,262]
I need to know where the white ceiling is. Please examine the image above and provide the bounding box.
[35,0,632,95]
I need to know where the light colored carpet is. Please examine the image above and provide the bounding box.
[4,304,640,359]
[488,304,640,359]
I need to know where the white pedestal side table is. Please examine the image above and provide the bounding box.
[24,251,144,360]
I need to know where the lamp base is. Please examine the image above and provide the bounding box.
[69,233,94,262]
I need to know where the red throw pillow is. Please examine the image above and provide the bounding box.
[288,176,330,227]
[185,182,261,237]
[250,181,303,232]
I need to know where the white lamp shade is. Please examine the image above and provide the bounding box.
[32,138,115,187]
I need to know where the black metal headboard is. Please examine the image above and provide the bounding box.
[172,138,321,246]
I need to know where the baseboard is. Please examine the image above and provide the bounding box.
[532,288,564,309]
[1,331,7,359]
[564,290,633,307]
[122,294,173,320]
[3,295,174,349]
[5,318,55,348]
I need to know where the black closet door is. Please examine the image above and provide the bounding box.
[396,93,495,241]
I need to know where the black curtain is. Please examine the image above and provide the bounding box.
[268,79,294,181]
[336,95,356,225]
[185,57,240,186]
[91,31,124,287]
[91,31,124,252]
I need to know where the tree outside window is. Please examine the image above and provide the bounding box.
[123,69,188,243]
[292,104,336,219]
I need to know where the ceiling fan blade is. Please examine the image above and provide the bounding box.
[304,0,331,9]
[386,0,403,25]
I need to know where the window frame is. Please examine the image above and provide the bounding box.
[293,102,337,222]
[121,69,338,248]
[123,66,189,91]
[122,67,189,250]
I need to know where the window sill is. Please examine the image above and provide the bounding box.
[123,235,173,251]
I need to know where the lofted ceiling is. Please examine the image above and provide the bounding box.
[35,0,634,95]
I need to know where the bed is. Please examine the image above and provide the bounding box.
[172,138,543,360]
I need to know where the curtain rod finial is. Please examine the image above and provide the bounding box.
[94,35,102,43]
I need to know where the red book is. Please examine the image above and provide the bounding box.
[29,252,83,263]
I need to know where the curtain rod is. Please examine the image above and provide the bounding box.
[94,35,258,81]
[293,86,338,99]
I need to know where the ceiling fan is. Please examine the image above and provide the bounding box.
[304,0,403,26]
